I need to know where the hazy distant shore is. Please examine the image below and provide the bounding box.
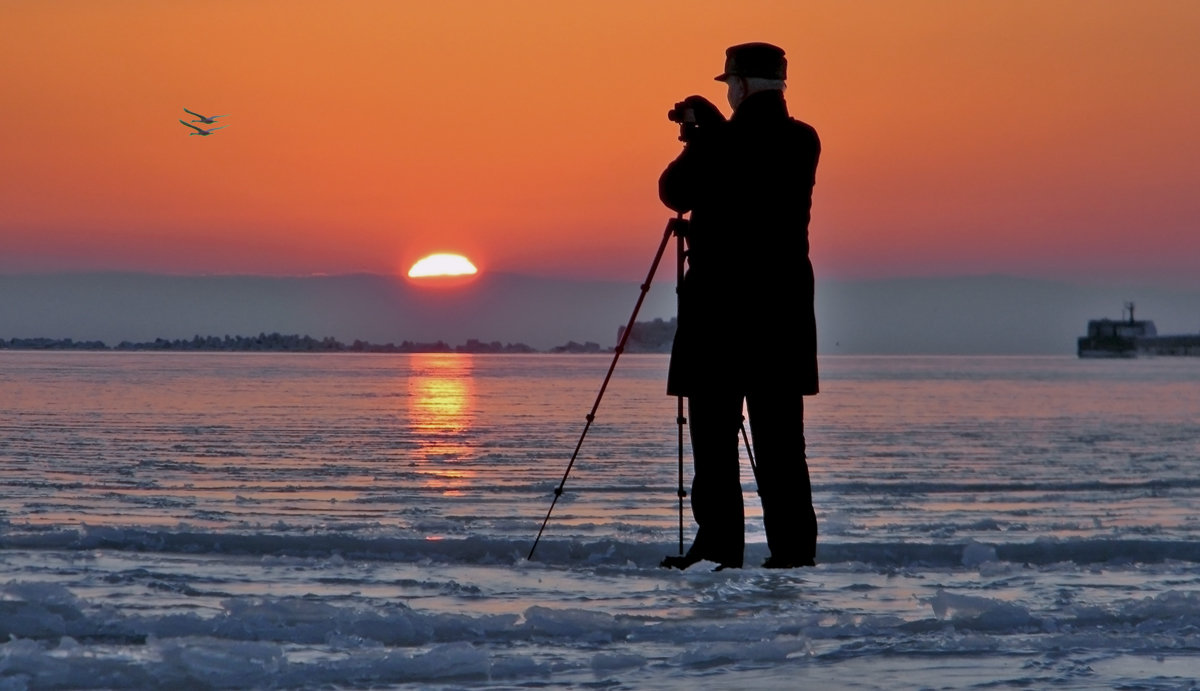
[4,272,1198,355]
[0,333,641,354]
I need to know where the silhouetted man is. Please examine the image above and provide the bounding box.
[659,43,820,570]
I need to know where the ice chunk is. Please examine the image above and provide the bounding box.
[962,541,998,567]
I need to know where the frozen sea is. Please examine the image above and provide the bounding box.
[2,351,1199,690]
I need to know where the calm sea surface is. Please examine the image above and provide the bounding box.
[2,352,1199,689]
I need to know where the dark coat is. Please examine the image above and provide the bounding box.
[658,89,820,397]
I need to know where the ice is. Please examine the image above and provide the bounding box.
[676,640,807,667]
[3,551,1200,688]
[4,526,1200,688]
[3,352,1200,688]
[157,638,285,687]
[925,590,1037,630]
[961,540,998,566]
[522,606,619,640]
[590,651,646,672]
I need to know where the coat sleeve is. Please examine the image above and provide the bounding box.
[658,146,699,213]
[660,129,725,214]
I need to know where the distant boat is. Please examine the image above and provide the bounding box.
[1077,302,1200,357]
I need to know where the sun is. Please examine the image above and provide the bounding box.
[407,253,479,283]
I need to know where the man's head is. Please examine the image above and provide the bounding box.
[715,42,787,110]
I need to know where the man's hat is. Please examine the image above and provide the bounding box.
[714,42,787,81]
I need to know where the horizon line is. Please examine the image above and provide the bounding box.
[3,269,1183,287]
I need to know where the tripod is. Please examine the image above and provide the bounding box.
[528,214,690,560]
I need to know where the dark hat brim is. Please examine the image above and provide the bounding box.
[716,42,787,81]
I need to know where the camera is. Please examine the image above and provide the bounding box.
[667,101,697,125]
[667,96,725,142]
[668,100,700,142]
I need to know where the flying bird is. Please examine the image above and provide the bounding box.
[183,108,228,124]
[179,119,225,136]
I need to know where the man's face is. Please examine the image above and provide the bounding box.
[726,77,747,111]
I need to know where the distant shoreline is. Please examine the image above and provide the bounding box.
[2,319,677,355]
[0,333,625,355]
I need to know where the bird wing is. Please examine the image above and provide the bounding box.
[179,119,204,132]
[183,108,204,118]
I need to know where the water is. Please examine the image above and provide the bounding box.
[2,351,1199,689]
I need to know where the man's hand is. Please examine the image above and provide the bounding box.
[680,95,726,126]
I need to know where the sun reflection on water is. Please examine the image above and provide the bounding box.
[406,353,476,496]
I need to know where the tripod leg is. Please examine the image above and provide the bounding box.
[528,215,681,561]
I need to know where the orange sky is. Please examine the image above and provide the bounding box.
[3,1,1199,286]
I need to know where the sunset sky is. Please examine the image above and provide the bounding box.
[3,1,1198,287]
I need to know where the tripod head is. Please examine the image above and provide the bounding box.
[668,216,691,239]
[676,122,700,143]
[667,101,696,142]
